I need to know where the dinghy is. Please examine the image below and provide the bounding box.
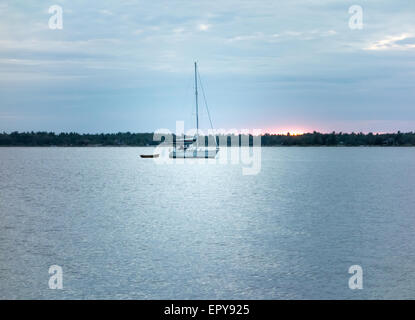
[140,154,159,158]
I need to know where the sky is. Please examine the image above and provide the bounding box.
[0,0,414,134]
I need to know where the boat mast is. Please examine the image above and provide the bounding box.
[195,61,199,148]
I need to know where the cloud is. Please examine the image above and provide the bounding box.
[322,30,336,36]
[198,24,210,31]
[0,113,18,120]
[0,3,8,12]
[285,31,303,37]
[227,32,265,42]
[99,9,113,16]
[173,27,185,34]
[227,29,336,43]
[365,33,415,51]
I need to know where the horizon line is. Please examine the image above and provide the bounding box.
[2,130,414,136]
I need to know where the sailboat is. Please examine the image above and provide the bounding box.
[169,62,219,159]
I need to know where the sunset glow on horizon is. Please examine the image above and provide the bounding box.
[261,127,395,136]
[264,128,310,136]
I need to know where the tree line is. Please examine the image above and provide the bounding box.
[1,131,415,146]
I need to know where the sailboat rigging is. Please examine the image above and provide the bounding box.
[169,62,219,159]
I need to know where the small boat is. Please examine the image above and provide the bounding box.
[140,154,159,158]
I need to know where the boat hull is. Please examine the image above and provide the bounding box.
[169,149,218,158]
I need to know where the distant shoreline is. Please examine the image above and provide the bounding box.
[1,145,415,148]
[1,146,415,148]
[1,131,414,147]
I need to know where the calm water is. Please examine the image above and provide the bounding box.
[1,147,415,299]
